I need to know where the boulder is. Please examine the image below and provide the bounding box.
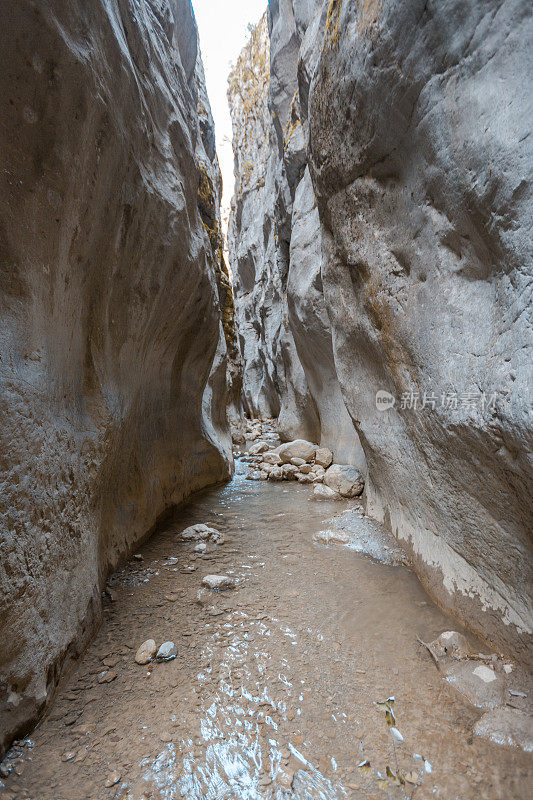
[156,642,177,661]
[324,465,365,498]
[179,524,218,541]
[277,440,316,463]
[247,470,267,481]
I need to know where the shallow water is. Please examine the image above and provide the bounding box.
[1,458,531,800]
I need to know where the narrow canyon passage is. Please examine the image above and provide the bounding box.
[2,423,530,800]
[1,0,532,797]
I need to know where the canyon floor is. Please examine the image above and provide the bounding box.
[1,427,531,800]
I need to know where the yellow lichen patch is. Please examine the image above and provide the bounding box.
[358,0,382,33]
[325,0,342,48]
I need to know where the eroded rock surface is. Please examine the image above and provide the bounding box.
[229,0,533,659]
[0,0,232,755]
[228,7,364,464]
[308,0,533,657]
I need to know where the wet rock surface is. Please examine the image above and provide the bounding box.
[1,460,531,799]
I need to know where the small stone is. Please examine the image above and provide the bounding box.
[194,542,207,553]
[165,593,180,602]
[105,771,121,788]
[160,731,174,743]
[133,554,143,561]
[297,473,314,483]
[156,641,177,661]
[202,574,235,591]
[248,441,269,455]
[262,452,282,465]
[247,470,267,480]
[61,752,76,762]
[268,466,283,481]
[97,670,118,684]
[315,447,333,468]
[281,464,299,480]
[102,656,120,668]
[298,464,312,474]
[290,457,306,467]
[135,639,157,665]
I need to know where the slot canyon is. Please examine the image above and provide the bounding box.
[0,1,531,798]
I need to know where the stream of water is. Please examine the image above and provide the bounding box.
[1,445,531,800]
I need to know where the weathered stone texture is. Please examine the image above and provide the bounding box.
[0,0,232,754]
[309,0,533,657]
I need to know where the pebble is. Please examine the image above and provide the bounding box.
[104,771,121,787]
[165,593,180,602]
[135,639,157,665]
[97,670,117,684]
[156,641,177,661]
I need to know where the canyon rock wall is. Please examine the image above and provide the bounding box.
[230,0,533,657]
[0,0,232,754]
[228,6,364,464]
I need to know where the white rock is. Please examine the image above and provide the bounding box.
[268,466,284,481]
[277,439,316,463]
[324,464,364,498]
[262,452,283,465]
[179,524,217,541]
[248,440,269,455]
[194,543,206,553]
[315,447,333,468]
[247,470,266,480]
[290,457,306,467]
[156,641,177,661]
[282,464,299,480]
[311,484,341,500]
[202,574,235,591]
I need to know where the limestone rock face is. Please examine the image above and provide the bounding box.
[0,0,232,755]
[228,7,364,463]
[309,0,533,655]
[230,0,532,658]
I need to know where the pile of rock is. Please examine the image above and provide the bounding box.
[232,417,279,460]
[246,439,364,500]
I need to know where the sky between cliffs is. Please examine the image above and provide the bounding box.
[192,0,266,238]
